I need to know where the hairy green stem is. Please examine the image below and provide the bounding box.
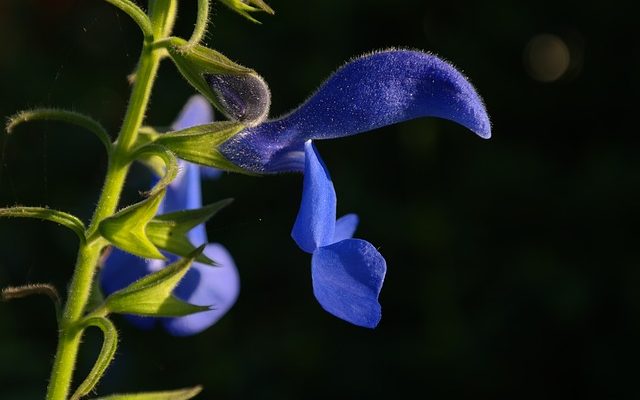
[44,2,175,398]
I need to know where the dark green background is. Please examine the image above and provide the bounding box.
[1,0,638,398]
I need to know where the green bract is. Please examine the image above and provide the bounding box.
[146,198,234,265]
[99,191,166,259]
[103,247,210,317]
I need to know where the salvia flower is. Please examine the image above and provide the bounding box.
[100,96,239,336]
[215,49,491,327]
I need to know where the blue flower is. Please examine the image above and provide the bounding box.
[216,49,491,327]
[100,96,239,336]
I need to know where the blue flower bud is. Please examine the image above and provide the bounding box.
[204,73,270,126]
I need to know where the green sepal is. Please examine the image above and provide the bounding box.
[219,0,274,23]
[154,121,247,173]
[165,37,270,126]
[0,206,86,243]
[93,386,202,400]
[146,198,234,265]
[103,247,210,317]
[131,144,179,196]
[98,191,166,260]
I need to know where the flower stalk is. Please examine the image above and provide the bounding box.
[44,2,176,399]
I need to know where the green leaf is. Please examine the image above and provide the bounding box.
[165,37,271,126]
[104,247,210,317]
[131,145,179,196]
[70,317,118,400]
[5,108,112,154]
[98,191,165,259]
[0,206,86,243]
[93,386,202,400]
[155,121,247,173]
[146,198,234,265]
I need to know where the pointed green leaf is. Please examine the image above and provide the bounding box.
[131,145,179,196]
[98,191,165,259]
[0,206,86,243]
[155,121,248,173]
[104,247,210,317]
[146,198,234,265]
[93,386,202,400]
[70,317,118,400]
[165,37,271,126]
[5,108,112,153]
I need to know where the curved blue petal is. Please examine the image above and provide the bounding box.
[158,161,207,245]
[99,248,158,330]
[163,243,240,336]
[311,238,387,328]
[172,95,214,130]
[291,141,336,253]
[220,49,491,173]
[333,214,359,243]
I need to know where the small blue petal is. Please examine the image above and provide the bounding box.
[99,248,158,330]
[291,141,336,253]
[158,161,207,245]
[172,95,214,130]
[220,49,491,173]
[163,243,240,336]
[311,238,387,328]
[333,213,359,243]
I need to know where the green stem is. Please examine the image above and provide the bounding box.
[44,3,174,397]
[114,47,162,153]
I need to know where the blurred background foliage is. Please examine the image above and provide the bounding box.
[0,0,638,398]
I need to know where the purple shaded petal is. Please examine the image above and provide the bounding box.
[220,49,491,173]
[291,141,336,253]
[311,238,387,328]
[333,214,359,243]
[99,248,157,330]
[172,95,214,130]
[163,243,240,336]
